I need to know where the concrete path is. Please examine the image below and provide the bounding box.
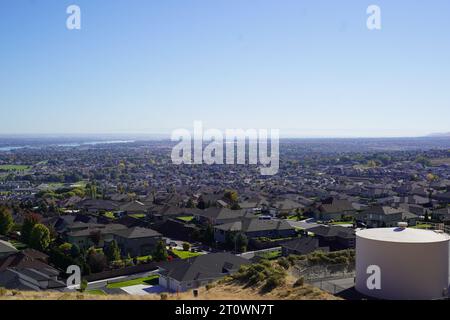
[120,284,167,295]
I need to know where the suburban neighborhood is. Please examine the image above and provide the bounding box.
[0,137,449,299]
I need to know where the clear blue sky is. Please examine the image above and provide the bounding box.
[1,0,449,137]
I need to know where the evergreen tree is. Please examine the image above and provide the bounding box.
[105,240,121,262]
[0,206,13,236]
[152,240,168,262]
[21,213,41,244]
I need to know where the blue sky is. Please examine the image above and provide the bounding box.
[0,0,449,137]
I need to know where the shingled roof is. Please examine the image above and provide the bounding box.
[214,218,294,233]
[159,252,250,282]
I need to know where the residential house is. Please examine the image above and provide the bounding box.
[66,222,161,257]
[214,217,296,243]
[0,249,66,291]
[75,199,119,214]
[158,252,250,292]
[309,197,356,221]
[113,227,162,257]
[194,208,256,225]
[0,240,18,258]
[307,225,355,251]
[356,205,418,228]
[432,207,450,222]
[280,237,327,257]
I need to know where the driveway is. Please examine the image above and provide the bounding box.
[120,284,168,295]
[287,219,323,230]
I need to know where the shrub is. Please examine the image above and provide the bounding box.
[278,257,290,270]
[182,242,191,251]
[80,279,88,292]
[262,274,285,292]
[293,277,304,287]
[232,260,287,292]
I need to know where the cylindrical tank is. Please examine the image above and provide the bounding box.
[356,226,450,300]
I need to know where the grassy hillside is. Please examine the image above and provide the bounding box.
[0,259,338,300]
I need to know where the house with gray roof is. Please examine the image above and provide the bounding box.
[194,208,257,225]
[356,205,418,228]
[309,197,356,221]
[0,240,18,258]
[158,252,250,292]
[66,222,161,257]
[0,249,66,291]
[213,217,296,243]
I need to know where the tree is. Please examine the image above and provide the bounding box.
[152,240,168,262]
[87,249,108,273]
[85,183,98,199]
[225,232,248,253]
[197,198,206,210]
[70,243,81,258]
[182,242,191,251]
[235,233,248,253]
[230,203,241,210]
[426,173,438,182]
[186,199,195,208]
[21,213,41,244]
[58,242,72,253]
[0,207,13,236]
[80,279,88,292]
[104,240,121,262]
[224,190,239,203]
[29,224,51,251]
[202,224,215,244]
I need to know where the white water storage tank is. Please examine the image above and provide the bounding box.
[356,225,450,300]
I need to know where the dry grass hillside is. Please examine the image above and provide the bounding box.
[0,282,337,300]
[0,259,339,300]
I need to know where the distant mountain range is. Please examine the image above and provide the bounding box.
[427,132,450,137]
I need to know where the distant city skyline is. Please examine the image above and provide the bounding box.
[1,1,450,137]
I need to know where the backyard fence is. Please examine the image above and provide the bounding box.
[292,263,355,282]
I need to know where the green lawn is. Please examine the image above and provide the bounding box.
[129,213,146,219]
[177,216,194,222]
[329,221,354,225]
[412,223,433,229]
[172,249,202,259]
[136,255,152,262]
[0,165,30,171]
[10,240,28,250]
[103,211,116,219]
[86,289,106,295]
[106,275,159,289]
[71,181,87,188]
[257,250,281,260]
[287,215,305,221]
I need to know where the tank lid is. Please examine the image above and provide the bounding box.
[356,227,450,243]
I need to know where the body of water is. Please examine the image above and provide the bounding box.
[0,140,135,152]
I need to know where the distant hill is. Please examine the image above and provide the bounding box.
[427,132,450,137]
